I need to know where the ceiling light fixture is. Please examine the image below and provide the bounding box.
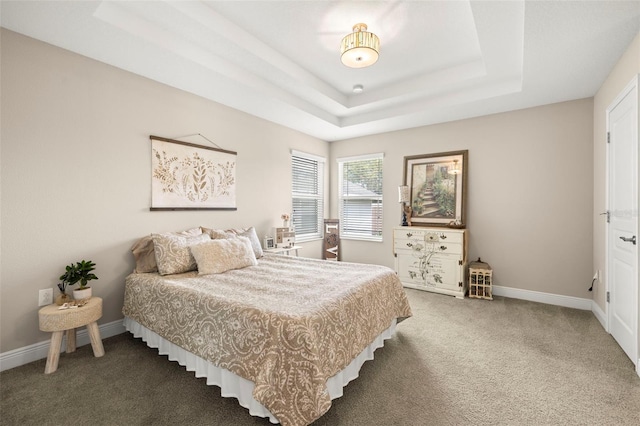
[353,84,364,94]
[340,23,380,68]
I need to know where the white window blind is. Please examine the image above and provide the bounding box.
[338,153,383,241]
[291,151,324,241]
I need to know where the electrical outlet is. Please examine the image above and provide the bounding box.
[38,288,53,306]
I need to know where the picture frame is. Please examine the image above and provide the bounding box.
[403,150,468,227]
[150,135,237,210]
[263,236,275,250]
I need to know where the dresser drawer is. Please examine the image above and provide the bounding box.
[393,228,464,244]
[430,242,463,255]
[394,228,427,240]
[394,238,462,255]
[394,237,422,251]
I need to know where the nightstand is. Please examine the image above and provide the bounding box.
[38,296,105,374]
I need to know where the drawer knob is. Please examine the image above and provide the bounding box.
[406,232,413,237]
[440,234,447,239]
[406,242,413,248]
[439,245,447,251]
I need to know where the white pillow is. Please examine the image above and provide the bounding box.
[190,236,258,275]
[201,226,263,258]
[152,233,211,275]
[236,227,264,258]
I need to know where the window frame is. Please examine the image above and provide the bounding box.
[337,152,384,242]
[291,150,325,242]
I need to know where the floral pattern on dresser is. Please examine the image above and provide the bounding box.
[394,227,467,298]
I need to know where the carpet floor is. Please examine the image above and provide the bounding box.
[1,289,639,425]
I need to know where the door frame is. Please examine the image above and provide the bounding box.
[605,74,639,375]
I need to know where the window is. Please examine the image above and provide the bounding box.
[291,151,324,241]
[338,153,383,241]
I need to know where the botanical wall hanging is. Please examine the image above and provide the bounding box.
[150,135,237,210]
[403,150,468,227]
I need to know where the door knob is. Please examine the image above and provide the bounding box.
[619,235,637,245]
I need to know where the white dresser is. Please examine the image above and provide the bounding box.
[393,227,468,298]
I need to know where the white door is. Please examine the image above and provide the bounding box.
[607,76,638,369]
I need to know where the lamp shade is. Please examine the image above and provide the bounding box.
[448,159,461,175]
[341,23,380,68]
[398,185,410,203]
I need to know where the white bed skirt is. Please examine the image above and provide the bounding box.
[123,316,397,424]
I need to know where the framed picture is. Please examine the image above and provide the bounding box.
[263,236,275,250]
[403,150,468,227]
[150,135,237,210]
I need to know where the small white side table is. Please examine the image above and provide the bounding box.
[265,245,302,256]
[38,296,105,374]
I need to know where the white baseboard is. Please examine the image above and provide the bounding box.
[492,285,592,310]
[591,299,608,332]
[0,319,125,372]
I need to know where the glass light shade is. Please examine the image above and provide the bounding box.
[448,160,461,175]
[340,23,380,68]
[398,185,410,203]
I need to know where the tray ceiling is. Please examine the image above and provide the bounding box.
[2,1,639,141]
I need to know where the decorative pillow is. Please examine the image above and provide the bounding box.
[236,227,264,259]
[201,227,236,240]
[131,227,202,273]
[152,233,211,275]
[131,235,157,273]
[201,226,263,258]
[190,236,257,275]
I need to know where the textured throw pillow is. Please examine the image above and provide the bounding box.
[236,227,264,259]
[201,226,264,259]
[201,227,236,240]
[152,233,211,275]
[131,227,202,273]
[190,236,258,275]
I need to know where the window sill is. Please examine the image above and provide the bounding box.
[295,235,322,243]
[339,236,384,243]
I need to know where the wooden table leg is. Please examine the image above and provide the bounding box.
[86,321,104,357]
[66,328,77,353]
[44,331,64,374]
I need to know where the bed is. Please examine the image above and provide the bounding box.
[123,230,412,426]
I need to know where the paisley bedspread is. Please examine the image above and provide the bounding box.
[122,254,412,426]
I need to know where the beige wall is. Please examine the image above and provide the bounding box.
[592,31,640,313]
[330,99,594,299]
[0,27,605,356]
[0,30,329,353]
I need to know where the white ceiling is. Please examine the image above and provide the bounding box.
[2,1,640,141]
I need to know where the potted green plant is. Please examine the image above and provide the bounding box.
[58,260,98,302]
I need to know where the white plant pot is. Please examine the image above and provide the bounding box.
[73,287,92,300]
